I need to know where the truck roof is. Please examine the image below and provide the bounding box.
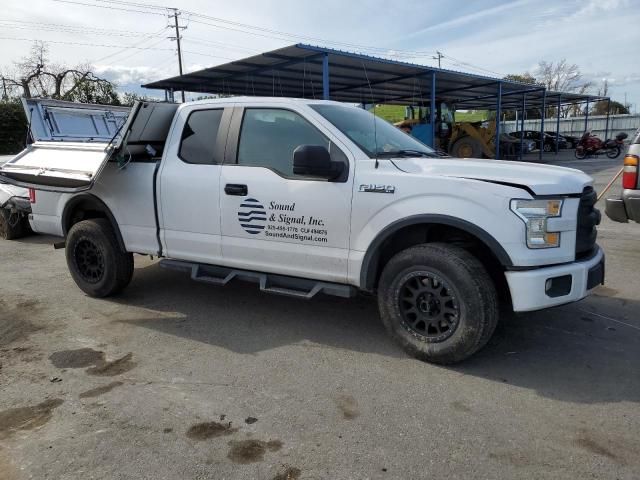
[179,97,351,108]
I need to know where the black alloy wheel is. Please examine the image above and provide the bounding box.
[74,238,105,283]
[398,271,461,343]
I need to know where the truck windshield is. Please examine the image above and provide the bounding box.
[310,104,437,159]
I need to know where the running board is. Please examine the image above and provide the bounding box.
[159,259,356,299]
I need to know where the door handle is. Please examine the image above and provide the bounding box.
[224,184,248,196]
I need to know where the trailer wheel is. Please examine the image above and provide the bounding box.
[0,209,26,240]
[377,243,499,364]
[450,137,482,158]
[66,218,134,297]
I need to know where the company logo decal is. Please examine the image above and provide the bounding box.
[237,198,267,234]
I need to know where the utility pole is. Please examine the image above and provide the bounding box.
[432,51,443,69]
[168,8,186,102]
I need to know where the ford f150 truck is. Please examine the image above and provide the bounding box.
[0,97,604,364]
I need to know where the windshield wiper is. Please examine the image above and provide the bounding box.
[376,149,439,158]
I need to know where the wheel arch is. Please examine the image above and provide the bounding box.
[61,194,126,251]
[360,214,513,293]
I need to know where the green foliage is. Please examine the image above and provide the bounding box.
[503,73,541,86]
[65,78,121,105]
[592,100,629,115]
[120,91,153,107]
[0,101,27,155]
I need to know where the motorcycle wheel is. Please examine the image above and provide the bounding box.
[575,147,587,159]
[606,146,621,159]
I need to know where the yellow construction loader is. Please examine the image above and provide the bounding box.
[394,103,499,158]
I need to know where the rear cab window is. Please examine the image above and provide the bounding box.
[179,109,224,164]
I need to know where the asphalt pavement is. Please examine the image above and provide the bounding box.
[1,151,639,480]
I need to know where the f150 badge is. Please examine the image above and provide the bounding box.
[359,184,396,194]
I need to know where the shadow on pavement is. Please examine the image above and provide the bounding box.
[452,289,640,404]
[109,262,640,405]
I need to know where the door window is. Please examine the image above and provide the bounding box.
[179,109,224,164]
[237,108,345,177]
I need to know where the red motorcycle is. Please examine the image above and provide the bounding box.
[575,131,627,159]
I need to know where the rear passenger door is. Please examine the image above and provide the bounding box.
[158,105,232,264]
[219,104,354,283]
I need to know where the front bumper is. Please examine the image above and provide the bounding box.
[505,246,604,312]
[605,189,640,223]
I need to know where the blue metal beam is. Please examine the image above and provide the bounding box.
[322,53,330,100]
[519,94,526,161]
[495,82,502,160]
[555,96,561,155]
[584,99,590,133]
[539,89,546,161]
[430,72,436,149]
[330,71,433,95]
[460,87,545,105]
[605,98,611,139]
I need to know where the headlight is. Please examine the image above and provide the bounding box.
[510,199,563,248]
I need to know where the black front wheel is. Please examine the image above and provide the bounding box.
[378,243,499,364]
[575,147,587,159]
[543,143,552,152]
[606,146,621,159]
[66,219,134,297]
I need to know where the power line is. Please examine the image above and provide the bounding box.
[52,0,167,16]
[92,0,168,11]
[93,34,168,64]
[51,0,439,58]
[0,35,175,51]
[0,20,167,38]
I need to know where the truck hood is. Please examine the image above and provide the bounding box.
[394,157,592,196]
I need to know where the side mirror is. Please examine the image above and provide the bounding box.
[293,145,344,180]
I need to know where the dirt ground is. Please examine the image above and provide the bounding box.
[1,152,639,479]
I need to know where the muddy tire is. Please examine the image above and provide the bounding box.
[450,137,483,158]
[0,208,26,240]
[377,243,499,364]
[66,218,134,297]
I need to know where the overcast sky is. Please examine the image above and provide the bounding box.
[2,0,639,110]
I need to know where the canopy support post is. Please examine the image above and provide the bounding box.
[495,82,502,160]
[519,94,526,161]
[584,99,590,133]
[539,89,546,161]
[430,72,436,149]
[605,98,611,139]
[556,96,561,154]
[322,53,330,100]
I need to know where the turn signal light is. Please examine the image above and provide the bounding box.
[623,155,639,189]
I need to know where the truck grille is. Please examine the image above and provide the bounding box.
[575,186,600,259]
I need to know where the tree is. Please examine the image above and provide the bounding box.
[534,59,592,117]
[503,73,540,86]
[0,42,120,105]
[500,73,543,120]
[120,91,153,107]
[592,100,629,116]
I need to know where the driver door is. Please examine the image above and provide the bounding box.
[219,104,354,283]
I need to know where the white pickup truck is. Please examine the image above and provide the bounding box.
[0,97,604,363]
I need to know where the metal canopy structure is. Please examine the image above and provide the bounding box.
[143,44,604,109]
[143,43,610,159]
